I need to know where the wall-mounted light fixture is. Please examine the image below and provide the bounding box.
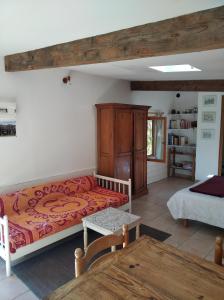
[62,75,71,85]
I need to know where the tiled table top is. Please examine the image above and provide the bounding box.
[82,207,141,234]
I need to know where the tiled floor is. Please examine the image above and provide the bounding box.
[0,177,223,300]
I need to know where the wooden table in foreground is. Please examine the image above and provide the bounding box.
[46,236,224,300]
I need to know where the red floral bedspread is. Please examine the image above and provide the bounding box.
[0,176,128,253]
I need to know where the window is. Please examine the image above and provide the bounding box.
[147,116,166,162]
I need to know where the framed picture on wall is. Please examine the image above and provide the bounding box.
[202,95,217,107]
[201,129,215,140]
[202,111,216,123]
[0,101,16,137]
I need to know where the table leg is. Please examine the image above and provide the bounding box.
[183,219,189,228]
[111,245,116,252]
[83,225,88,252]
[136,223,140,239]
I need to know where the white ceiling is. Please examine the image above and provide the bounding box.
[68,49,224,81]
[1,0,224,56]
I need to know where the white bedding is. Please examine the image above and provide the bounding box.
[167,182,224,229]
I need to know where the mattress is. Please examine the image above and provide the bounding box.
[167,182,224,229]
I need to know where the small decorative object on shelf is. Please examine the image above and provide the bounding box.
[169,106,198,116]
[191,121,197,128]
[193,106,198,113]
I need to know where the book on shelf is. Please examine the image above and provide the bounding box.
[169,119,195,129]
[168,133,189,146]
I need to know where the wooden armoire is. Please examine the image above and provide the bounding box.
[96,103,150,198]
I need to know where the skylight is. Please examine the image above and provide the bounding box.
[149,64,201,72]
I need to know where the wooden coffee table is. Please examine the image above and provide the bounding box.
[82,207,141,251]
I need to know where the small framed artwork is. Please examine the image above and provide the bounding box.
[0,101,16,137]
[201,129,215,140]
[202,95,217,107]
[202,111,216,123]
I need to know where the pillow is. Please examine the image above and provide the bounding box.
[63,175,97,193]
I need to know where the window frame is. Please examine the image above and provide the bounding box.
[147,116,167,163]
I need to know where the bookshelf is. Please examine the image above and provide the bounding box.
[167,112,197,180]
[168,148,196,181]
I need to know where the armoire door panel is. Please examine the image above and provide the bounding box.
[115,155,132,181]
[134,110,147,151]
[115,110,133,154]
[99,108,113,155]
[134,150,147,194]
[98,155,114,177]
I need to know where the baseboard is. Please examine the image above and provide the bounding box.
[169,174,195,181]
[133,188,148,199]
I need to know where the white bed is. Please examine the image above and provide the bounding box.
[167,181,224,229]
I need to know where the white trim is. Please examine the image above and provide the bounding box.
[3,216,10,277]
[0,216,10,276]
[0,173,132,276]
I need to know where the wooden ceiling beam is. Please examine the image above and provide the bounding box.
[4,5,224,72]
[130,80,224,91]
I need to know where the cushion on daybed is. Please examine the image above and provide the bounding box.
[0,176,128,253]
[190,175,224,197]
[0,176,97,218]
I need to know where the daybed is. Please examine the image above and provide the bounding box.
[0,173,131,276]
[167,178,224,229]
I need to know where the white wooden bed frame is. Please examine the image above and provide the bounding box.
[0,173,132,276]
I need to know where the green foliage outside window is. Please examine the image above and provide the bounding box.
[147,120,153,156]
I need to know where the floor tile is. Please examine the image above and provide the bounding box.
[0,258,7,282]
[0,275,28,300]
[178,227,218,257]
[14,291,39,300]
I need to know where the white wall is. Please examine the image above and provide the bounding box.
[196,92,223,180]
[0,57,131,186]
[172,92,198,112]
[131,91,174,183]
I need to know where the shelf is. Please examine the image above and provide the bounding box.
[168,113,198,117]
[170,152,195,156]
[168,145,196,148]
[169,165,193,171]
[168,128,196,130]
